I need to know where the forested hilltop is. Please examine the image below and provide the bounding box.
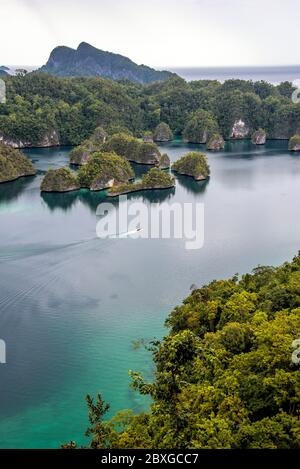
[0,73,299,148]
[39,42,175,84]
[65,254,300,449]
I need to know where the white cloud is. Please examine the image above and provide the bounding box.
[0,0,298,67]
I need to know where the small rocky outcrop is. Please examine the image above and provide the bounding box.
[187,131,208,144]
[103,133,163,165]
[143,132,154,143]
[137,142,161,164]
[183,109,219,144]
[0,143,36,183]
[252,129,266,145]
[206,133,225,151]
[39,129,60,147]
[288,134,300,151]
[90,178,115,191]
[70,127,107,165]
[0,135,31,148]
[90,126,107,144]
[141,167,175,189]
[172,152,210,181]
[70,140,95,165]
[231,119,249,139]
[78,151,134,191]
[159,153,171,169]
[41,167,79,192]
[153,123,173,142]
[108,168,175,197]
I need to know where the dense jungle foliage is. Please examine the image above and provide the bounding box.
[0,73,300,146]
[64,253,300,449]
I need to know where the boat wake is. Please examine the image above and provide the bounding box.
[109,228,143,238]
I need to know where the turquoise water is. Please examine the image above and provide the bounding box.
[0,140,300,448]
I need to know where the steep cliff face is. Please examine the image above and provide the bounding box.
[206,133,225,150]
[134,142,161,164]
[0,130,60,149]
[38,130,60,147]
[288,135,300,151]
[183,109,219,144]
[77,151,134,191]
[39,42,175,84]
[252,129,267,145]
[41,167,80,193]
[103,133,165,165]
[153,123,173,142]
[108,168,175,197]
[231,119,250,139]
[70,127,107,165]
[172,152,210,181]
[159,153,171,169]
[69,142,93,165]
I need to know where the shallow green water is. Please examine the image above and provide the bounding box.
[0,139,299,448]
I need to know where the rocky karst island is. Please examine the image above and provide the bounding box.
[103,133,170,167]
[252,129,267,145]
[288,134,300,151]
[70,131,170,168]
[78,152,135,191]
[206,133,225,150]
[108,167,175,197]
[41,129,173,195]
[69,127,107,165]
[40,167,80,192]
[0,143,36,183]
[153,123,173,142]
[1,26,300,453]
[172,151,210,181]
[41,151,134,192]
[1,0,300,453]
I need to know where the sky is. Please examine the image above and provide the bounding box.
[0,0,299,68]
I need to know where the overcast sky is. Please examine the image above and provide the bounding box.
[0,0,298,67]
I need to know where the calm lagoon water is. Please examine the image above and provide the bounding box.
[0,139,300,448]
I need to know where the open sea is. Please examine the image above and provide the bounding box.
[168,65,300,84]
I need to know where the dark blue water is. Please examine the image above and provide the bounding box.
[0,139,299,448]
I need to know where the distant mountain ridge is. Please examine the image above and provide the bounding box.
[0,65,9,76]
[39,42,176,84]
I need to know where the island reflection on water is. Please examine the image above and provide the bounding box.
[1,139,300,449]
